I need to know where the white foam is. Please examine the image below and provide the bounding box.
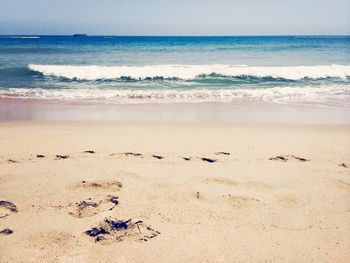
[28,64,350,80]
[1,85,349,107]
[12,36,40,39]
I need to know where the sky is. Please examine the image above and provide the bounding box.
[0,0,349,35]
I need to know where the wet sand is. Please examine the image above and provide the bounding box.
[1,98,350,124]
[0,122,349,262]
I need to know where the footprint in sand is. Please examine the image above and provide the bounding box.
[24,231,76,257]
[111,152,166,161]
[73,180,122,192]
[200,157,217,163]
[222,194,261,209]
[152,155,164,160]
[269,155,310,162]
[201,177,271,191]
[83,150,95,154]
[202,177,238,186]
[69,196,119,218]
[85,218,160,243]
[0,228,13,235]
[276,195,304,208]
[214,152,231,156]
[0,200,17,219]
[110,152,143,158]
[56,155,70,160]
[336,179,350,189]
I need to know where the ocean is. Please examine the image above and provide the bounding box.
[0,35,349,107]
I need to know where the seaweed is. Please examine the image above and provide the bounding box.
[84,150,95,154]
[36,154,45,158]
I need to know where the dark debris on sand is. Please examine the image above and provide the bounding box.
[85,218,160,243]
[291,155,309,161]
[69,200,99,218]
[123,152,143,157]
[269,155,309,162]
[86,227,109,237]
[152,155,164,160]
[70,195,119,218]
[339,163,348,168]
[77,200,99,209]
[56,155,70,160]
[215,152,231,155]
[201,157,217,163]
[269,155,288,162]
[84,150,95,154]
[7,159,18,163]
[36,154,45,158]
[81,181,122,190]
[183,157,192,161]
[106,195,119,210]
[0,229,13,235]
[0,201,18,213]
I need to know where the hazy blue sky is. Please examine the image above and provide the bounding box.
[0,0,349,35]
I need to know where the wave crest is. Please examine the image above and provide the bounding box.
[28,64,350,81]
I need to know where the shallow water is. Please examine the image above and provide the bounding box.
[0,35,349,107]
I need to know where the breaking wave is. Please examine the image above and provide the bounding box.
[28,64,350,81]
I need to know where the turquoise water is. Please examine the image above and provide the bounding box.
[0,35,349,106]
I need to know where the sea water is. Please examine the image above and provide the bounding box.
[0,35,349,107]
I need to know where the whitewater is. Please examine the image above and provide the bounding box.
[28,64,350,81]
[1,36,350,107]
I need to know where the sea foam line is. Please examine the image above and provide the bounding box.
[1,86,349,107]
[28,64,350,81]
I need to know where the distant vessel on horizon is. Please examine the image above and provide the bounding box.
[73,34,87,37]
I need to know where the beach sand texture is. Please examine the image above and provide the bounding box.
[0,122,349,262]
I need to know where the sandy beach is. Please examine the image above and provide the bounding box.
[1,0,349,261]
[0,122,349,262]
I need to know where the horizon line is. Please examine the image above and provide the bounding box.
[1,34,350,37]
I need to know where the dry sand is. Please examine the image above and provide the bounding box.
[0,122,349,262]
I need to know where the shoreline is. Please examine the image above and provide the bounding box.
[1,98,350,124]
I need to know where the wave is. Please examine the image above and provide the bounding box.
[8,36,40,39]
[0,48,79,54]
[1,86,349,107]
[28,64,350,81]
